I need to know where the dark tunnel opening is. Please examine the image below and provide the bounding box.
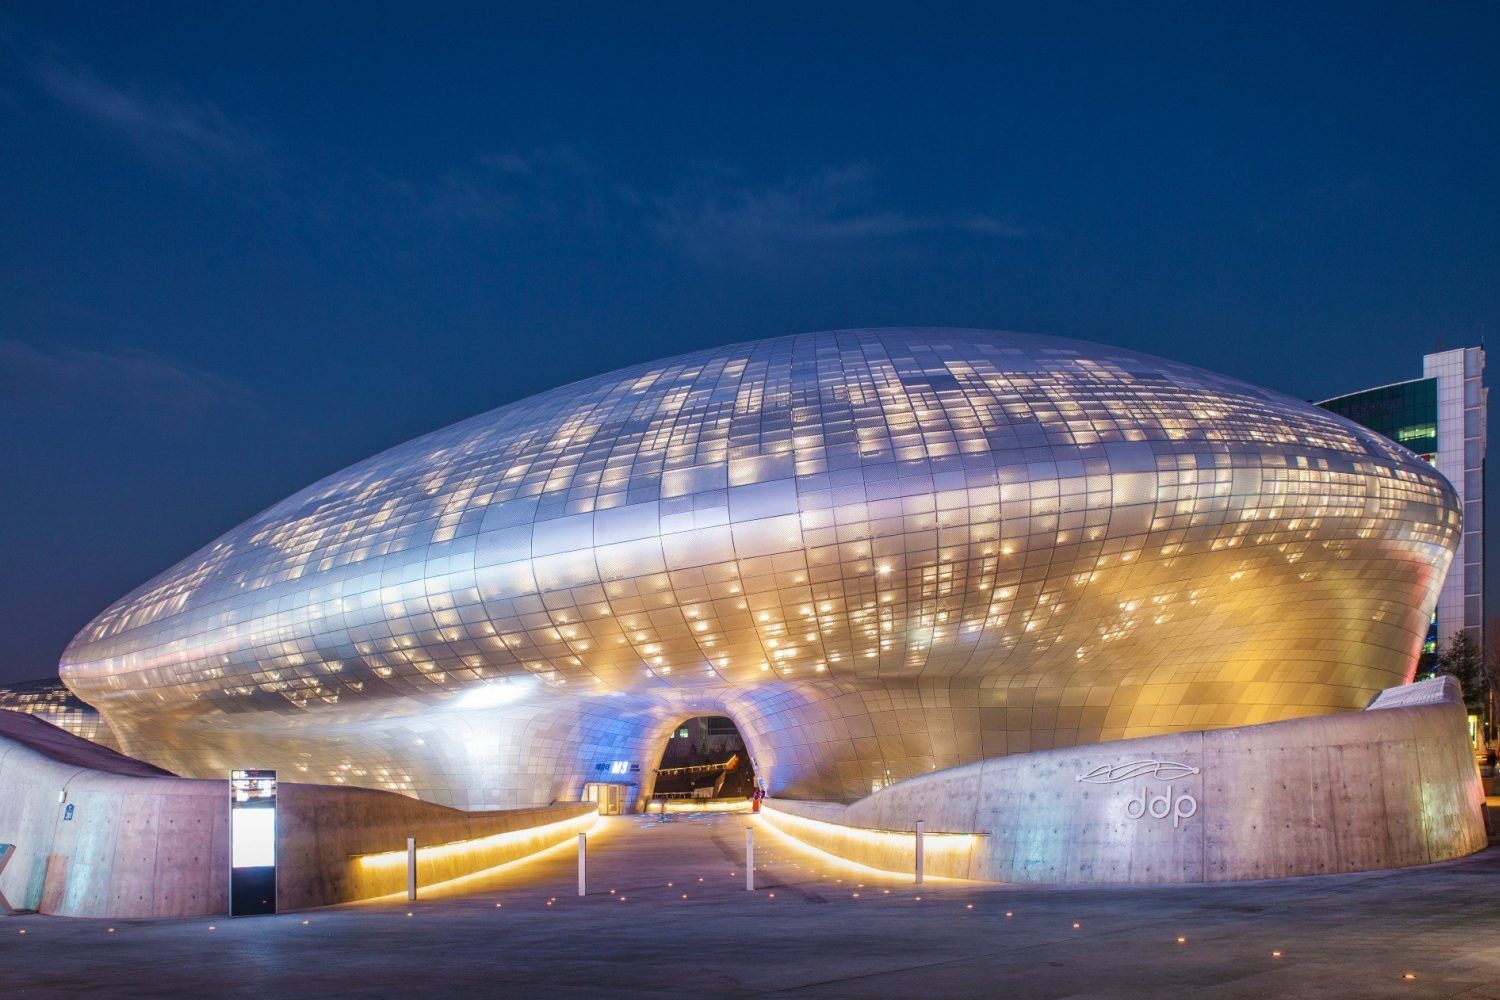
[650,716,757,803]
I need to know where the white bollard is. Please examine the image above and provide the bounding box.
[914,821,925,885]
[577,833,587,897]
[406,837,417,902]
[745,827,755,891]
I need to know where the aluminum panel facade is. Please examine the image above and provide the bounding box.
[60,329,1459,805]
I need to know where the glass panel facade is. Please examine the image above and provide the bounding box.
[1318,379,1438,459]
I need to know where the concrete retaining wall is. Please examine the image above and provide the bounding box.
[0,711,594,917]
[0,711,224,918]
[278,788,593,908]
[764,677,1487,884]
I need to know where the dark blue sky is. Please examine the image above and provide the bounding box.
[2,3,1496,684]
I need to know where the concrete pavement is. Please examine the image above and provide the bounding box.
[5,811,1500,998]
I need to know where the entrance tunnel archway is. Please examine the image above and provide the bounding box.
[645,716,757,806]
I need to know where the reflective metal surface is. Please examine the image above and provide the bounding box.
[60,329,1459,805]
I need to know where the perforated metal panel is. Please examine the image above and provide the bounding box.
[60,329,1459,805]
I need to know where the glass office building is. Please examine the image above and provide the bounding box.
[1319,379,1439,461]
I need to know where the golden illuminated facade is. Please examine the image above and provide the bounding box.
[59,329,1459,806]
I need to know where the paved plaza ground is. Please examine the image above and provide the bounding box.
[6,812,1500,999]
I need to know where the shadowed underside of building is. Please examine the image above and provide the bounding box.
[58,329,1459,808]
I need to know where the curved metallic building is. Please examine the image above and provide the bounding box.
[60,329,1460,806]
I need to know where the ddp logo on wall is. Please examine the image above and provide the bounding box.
[1077,760,1200,829]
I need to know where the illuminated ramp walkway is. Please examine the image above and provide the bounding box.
[383,808,943,910]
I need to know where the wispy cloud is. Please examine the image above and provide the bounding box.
[360,145,619,254]
[370,154,1026,265]
[652,164,1027,262]
[401,145,596,226]
[30,58,272,173]
[16,37,1025,267]
[476,146,592,178]
[0,339,258,418]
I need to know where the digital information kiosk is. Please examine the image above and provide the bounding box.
[229,769,277,915]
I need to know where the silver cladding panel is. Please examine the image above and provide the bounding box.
[60,329,1459,805]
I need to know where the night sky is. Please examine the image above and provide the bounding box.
[2,3,1497,685]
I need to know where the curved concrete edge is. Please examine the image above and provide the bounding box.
[0,710,595,917]
[764,677,1487,884]
[0,709,168,776]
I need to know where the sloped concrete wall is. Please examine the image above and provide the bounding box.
[0,711,593,917]
[765,677,1487,884]
[0,711,224,918]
